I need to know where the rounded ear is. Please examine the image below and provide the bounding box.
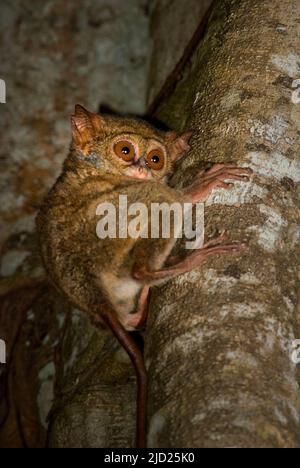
[166,131,193,162]
[71,105,105,148]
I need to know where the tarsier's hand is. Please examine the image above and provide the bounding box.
[184,163,253,203]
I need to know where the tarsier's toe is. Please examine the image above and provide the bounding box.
[237,167,253,178]
[203,233,229,248]
[244,167,254,174]
[229,242,249,252]
[214,243,249,256]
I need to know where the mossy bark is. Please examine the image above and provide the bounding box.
[146,0,300,448]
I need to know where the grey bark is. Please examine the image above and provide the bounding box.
[146,0,300,448]
[148,0,213,106]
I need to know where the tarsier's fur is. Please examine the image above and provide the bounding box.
[37,109,187,328]
[36,105,252,447]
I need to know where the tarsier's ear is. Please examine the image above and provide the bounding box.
[166,131,193,162]
[71,105,104,148]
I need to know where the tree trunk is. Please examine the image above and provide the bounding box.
[146,0,300,448]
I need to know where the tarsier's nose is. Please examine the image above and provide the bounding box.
[135,157,147,169]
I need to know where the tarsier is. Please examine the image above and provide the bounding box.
[37,105,252,448]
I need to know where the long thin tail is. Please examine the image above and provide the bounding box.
[101,309,148,449]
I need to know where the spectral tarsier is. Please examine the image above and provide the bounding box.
[37,105,252,448]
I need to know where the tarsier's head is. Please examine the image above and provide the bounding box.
[70,105,192,182]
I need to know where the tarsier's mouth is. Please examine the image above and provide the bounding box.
[124,166,152,180]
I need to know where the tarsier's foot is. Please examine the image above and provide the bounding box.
[201,232,228,248]
[181,241,248,271]
[133,240,248,285]
[123,313,143,331]
[123,285,150,330]
[184,164,253,203]
[166,234,230,266]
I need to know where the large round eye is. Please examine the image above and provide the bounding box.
[114,140,136,162]
[146,149,165,171]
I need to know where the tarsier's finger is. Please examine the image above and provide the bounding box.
[200,169,252,185]
[205,163,229,175]
[200,243,249,259]
[202,180,233,193]
[219,173,251,182]
[185,243,248,269]
[211,167,252,179]
[211,243,249,253]
[222,167,253,176]
[205,165,253,179]
[213,180,234,189]
[193,241,246,259]
[202,233,229,248]
[206,164,252,176]
[224,165,253,174]
[186,180,232,203]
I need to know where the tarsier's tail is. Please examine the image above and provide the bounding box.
[101,308,148,449]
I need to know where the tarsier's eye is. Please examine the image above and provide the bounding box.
[146,149,165,171]
[114,140,136,162]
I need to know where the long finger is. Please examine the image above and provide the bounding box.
[204,166,253,180]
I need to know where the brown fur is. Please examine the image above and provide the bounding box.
[36,106,191,328]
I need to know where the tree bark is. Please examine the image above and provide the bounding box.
[148,0,213,107]
[146,0,300,448]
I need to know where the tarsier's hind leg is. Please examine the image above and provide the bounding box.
[133,236,248,284]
